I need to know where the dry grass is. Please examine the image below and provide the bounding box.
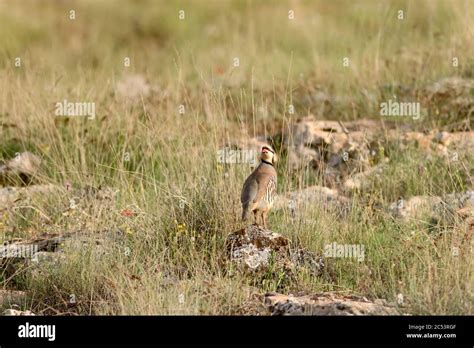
[0,0,472,315]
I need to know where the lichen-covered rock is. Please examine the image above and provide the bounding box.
[2,308,35,316]
[226,225,289,271]
[265,292,400,315]
[284,117,383,178]
[274,185,350,214]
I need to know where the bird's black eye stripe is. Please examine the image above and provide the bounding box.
[262,146,275,154]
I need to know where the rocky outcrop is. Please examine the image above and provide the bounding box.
[226,225,290,271]
[230,112,473,191]
[285,117,381,171]
[284,116,376,168]
[274,185,350,213]
[285,116,473,172]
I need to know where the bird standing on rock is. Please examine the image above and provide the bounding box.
[241,145,277,228]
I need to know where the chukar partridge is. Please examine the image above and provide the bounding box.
[241,145,277,228]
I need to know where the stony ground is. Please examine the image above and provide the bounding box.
[0,0,473,315]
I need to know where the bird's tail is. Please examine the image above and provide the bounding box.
[242,203,250,221]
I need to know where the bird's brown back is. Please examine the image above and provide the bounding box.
[241,162,277,207]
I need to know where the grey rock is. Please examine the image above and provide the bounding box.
[265,292,400,316]
[0,152,41,185]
